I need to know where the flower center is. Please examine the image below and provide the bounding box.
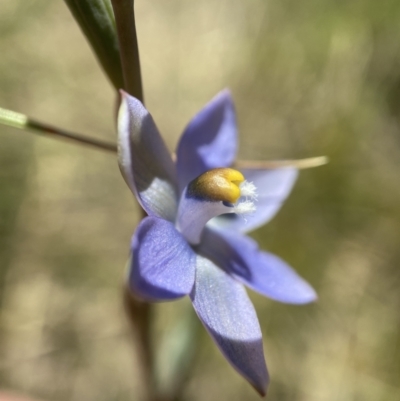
[176,168,257,245]
[186,168,245,203]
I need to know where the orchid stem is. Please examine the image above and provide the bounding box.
[123,286,156,401]
[111,0,144,101]
[63,0,124,90]
[110,1,155,397]
[0,107,117,153]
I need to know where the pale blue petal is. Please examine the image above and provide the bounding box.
[200,229,317,304]
[212,167,298,233]
[190,255,269,395]
[176,90,238,192]
[129,217,196,301]
[176,187,237,245]
[118,91,178,221]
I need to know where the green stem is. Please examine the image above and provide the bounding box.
[109,2,153,396]
[123,286,155,401]
[0,107,117,153]
[110,0,144,101]
[63,0,124,90]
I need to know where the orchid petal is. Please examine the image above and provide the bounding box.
[118,91,178,221]
[177,186,240,245]
[176,90,238,192]
[200,229,317,304]
[129,217,196,301]
[212,167,298,233]
[190,255,269,396]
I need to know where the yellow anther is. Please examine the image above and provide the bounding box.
[187,168,245,203]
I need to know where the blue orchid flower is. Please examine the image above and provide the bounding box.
[117,89,317,396]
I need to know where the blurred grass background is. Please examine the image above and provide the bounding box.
[1,0,400,400]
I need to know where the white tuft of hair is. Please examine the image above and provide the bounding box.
[240,180,258,200]
[234,200,256,215]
